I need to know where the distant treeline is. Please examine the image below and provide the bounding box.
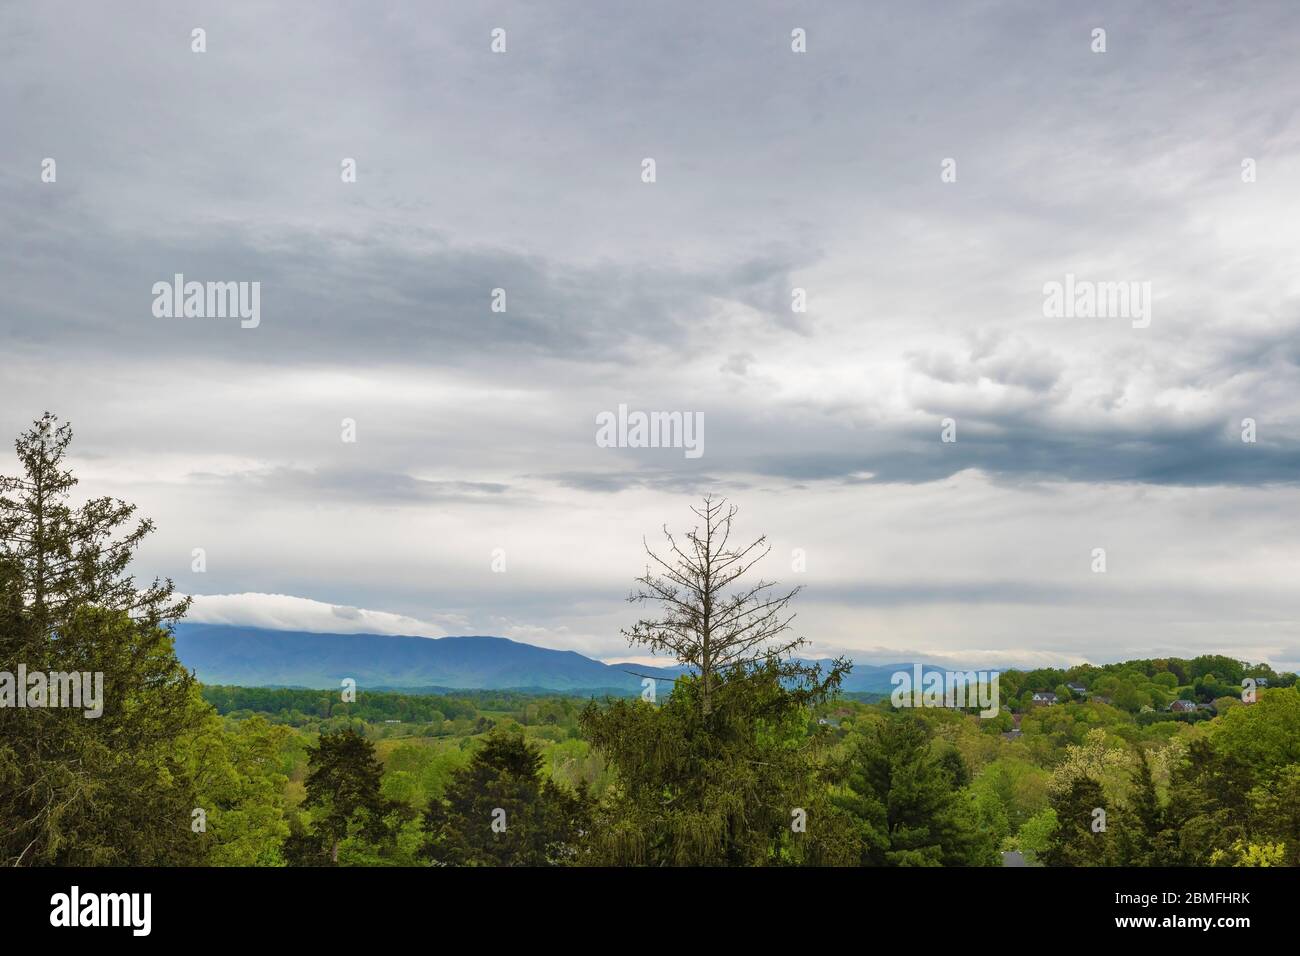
[199,684,592,726]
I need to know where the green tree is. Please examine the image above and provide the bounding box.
[1114,748,1167,866]
[0,415,203,865]
[293,728,398,864]
[185,713,291,866]
[834,713,995,866]
[1211,688,1300,768]
[0,413,187,640]
[582,658,853,866]
[1015,807,1058,864]
[1162,739,1253,865]
[1039,776,1113,866]
[422,728,589,866]
[1249,765,1300,867]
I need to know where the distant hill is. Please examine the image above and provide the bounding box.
[172,622,941,695]
[173,624,680,694]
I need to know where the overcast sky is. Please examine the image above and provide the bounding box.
[4,2,1300,670]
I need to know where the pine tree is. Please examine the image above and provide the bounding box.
[421,728,590,866]
[833,713,991,866]
[0,413,203,865]
[1115,748,1166,866]
[584,497,852,865]
[0,413,188,638]
[581,658,854,866]
[297,728,398,864]
[1039,776,1113,866]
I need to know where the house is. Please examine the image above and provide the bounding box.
[1066,683,1087,695]
[1255,677,1270,687]
[1031,691,1058,705]
[1169,699,1198,713]
[1001,729,1023,741]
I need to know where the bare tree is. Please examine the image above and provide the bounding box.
[624,495,806,716]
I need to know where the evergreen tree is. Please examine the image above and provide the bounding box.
[1249,765,1300,867]
[294,728,398,864]
[1163,738,1254,865]
[1114,748,1167,866]
[581,658,854,866]
[833,713,992,866]
[1039,776,1113,866]
[0,414,204,865]
[421,728,590,866]
[580,496,853,866]
[0,413,188,639]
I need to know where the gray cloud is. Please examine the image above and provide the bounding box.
[4,1,1300,668]
[188,466,512,505]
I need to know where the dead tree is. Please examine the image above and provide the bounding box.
[624,495,805,716]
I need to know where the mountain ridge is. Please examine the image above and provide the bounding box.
[171,622,930,694]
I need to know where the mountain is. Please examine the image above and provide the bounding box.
[171,622,936,695]
[172,623,681,694]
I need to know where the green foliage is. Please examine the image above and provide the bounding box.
[185,712,291,866]
[833,713,996,866]
[1040,776,1112,866]
[0,416,205,865]
[422,728,590,866]
[1210,687,1300,768]
[289,728,405,865]
[581,659,854,866]
[1014,808,1058,864]
[1112,749,1164,866]
[5,420,1299,868]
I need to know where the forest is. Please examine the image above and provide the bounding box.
[2,414,1298,867]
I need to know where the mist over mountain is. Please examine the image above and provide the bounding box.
[171,623,923,695]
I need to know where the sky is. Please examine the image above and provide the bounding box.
[3,1,1300,670]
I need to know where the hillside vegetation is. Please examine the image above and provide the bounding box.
[3,415,1296,867]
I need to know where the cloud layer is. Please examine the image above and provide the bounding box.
[4,2,1300,669]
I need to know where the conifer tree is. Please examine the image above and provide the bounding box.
[297,728,398,864]
[1039,776,1113,866]
[0,413,188,638]
[421,728,590,866]
[834,713,991,866]
[0,413,203,865]
[1115,748,1166,866]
